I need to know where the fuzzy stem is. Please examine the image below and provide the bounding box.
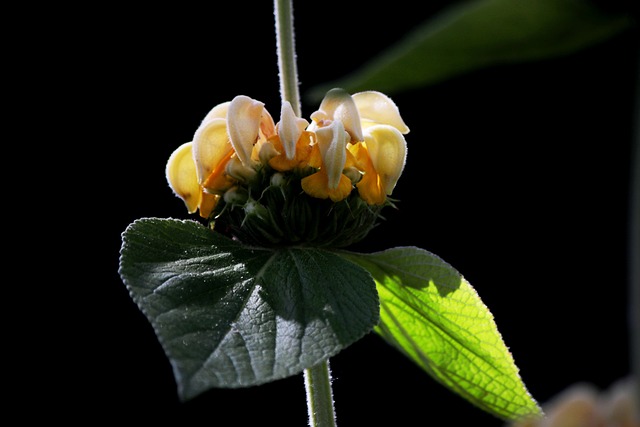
[274,0,301,116]
[273,2,338,425]
[304,360,338,427]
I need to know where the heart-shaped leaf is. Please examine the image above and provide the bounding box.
[119,218,379,400]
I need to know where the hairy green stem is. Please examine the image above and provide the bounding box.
[274,1,337,425]
[274,0,301,116]
[304,360,338,427]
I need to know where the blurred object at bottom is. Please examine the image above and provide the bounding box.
[507,376,638,427]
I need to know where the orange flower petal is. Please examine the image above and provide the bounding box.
[301,169,352,202]
[198,192,220,218]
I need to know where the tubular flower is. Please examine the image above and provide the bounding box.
[166,89,410,247]
[166,95,276,218]
[307,88,409,205]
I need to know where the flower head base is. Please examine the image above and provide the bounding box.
[166,89,409,247]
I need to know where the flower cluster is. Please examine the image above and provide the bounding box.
[166,88,409,247]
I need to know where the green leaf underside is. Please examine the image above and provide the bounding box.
[307,0,632,101]
[119,218,379,401]
[339,247,542,421]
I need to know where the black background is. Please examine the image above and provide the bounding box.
[52,1,639,425]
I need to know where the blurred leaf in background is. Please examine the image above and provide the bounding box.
[306,0,634,102]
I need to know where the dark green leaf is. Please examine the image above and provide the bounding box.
[119,218,379,400]
[340,247,542,421]
[306,0,632,101]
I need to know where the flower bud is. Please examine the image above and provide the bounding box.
[223,186,248,206]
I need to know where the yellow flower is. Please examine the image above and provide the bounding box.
[305,88,410,205]
[301,120,355,202]
[165,88,410,246]
[165,141,219,216]
[166,95,275,217]
[268,101,313,172]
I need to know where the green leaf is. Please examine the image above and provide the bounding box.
[119,218,379,400]
[339,247,542,421]
[306,0,633,101]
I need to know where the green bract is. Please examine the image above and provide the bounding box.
[210,165,387,248]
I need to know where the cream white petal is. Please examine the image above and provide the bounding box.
[227,95,264,166]
[353,91,409,134]
[201,101,231,126]
[307,111,326,132]
[258,140,280,164]
[252,109,277,164]
[278,101,309,160]
[334,102,363,142]
[259,108,277,140]
[318,88,363,142]
[166,141,201,213]
[192,118,231,184]
[225,156,257,182]
[364,125,407,195]
[317,88,349,116]
[316,120,346,190]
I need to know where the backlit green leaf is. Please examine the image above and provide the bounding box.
[119,218,379,400]
[340,246,542,421]
[306,0,632,101]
